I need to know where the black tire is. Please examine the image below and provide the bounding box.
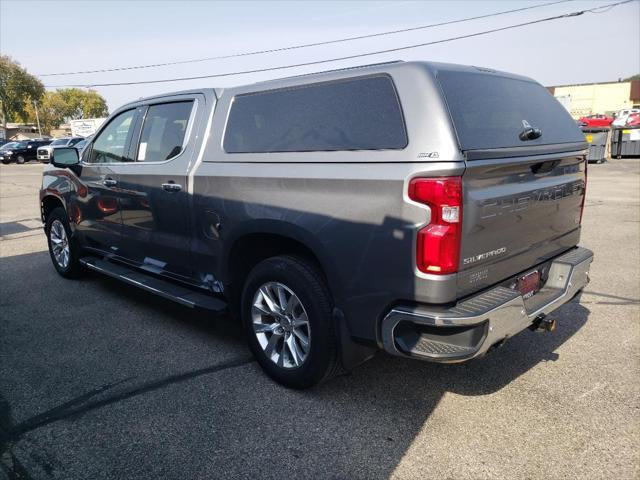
[1,160,10,165]
[16,155,25,164]
[45,207,85,278]
[241,255,340,389]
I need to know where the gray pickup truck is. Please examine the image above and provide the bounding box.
[40,61,593,388]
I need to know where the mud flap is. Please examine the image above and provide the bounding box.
[333,307,377,371]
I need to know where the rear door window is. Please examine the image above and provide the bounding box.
[136,101,193,162]
[437,71,585,151]
[224,75,407,153]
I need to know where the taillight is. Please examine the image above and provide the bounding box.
[408,177,462,275]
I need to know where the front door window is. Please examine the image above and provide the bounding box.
[88,109,136,164]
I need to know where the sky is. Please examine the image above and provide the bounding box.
[1,0,639,113]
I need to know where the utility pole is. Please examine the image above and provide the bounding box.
[33,100,42,137]
[0,99,6,142]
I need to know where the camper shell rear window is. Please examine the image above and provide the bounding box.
[436,71,585,152]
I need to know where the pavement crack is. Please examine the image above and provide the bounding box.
[0,232,46,241]
[2,357,253,442]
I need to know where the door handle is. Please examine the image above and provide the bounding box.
[162,182,182,192]
[103,178,117,187]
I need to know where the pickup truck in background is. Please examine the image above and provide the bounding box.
[1,139,52,164]
[40,61,593,388]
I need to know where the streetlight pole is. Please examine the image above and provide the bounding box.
[33,100,42,137]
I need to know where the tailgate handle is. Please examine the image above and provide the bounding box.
[530,160,559,174]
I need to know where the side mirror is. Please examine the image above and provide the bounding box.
[51,147,79,168]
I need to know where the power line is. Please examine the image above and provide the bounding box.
[589,4,617,12]
[38,0,573,77]
[42,0,634,89]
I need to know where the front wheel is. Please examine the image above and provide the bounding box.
[241,255,340,389]
[45,207,84,278]
[16,155,25,164]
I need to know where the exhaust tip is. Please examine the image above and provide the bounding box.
[543,317,557,332]
[530,314,557,333]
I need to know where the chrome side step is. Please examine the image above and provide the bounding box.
[79,256,227,312]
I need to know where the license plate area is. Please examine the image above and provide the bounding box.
[517,270,540,299]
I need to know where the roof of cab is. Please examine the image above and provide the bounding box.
[119,88,217,110]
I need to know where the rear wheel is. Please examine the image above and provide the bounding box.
[241,255,340,389]
[16,155,25,164]
[45,207,84,278]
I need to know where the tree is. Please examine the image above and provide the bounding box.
[24,91,68,135]
[623,74,640,81]
[56,88,109,120]
[23,88,109,134]
[0,55,44,139]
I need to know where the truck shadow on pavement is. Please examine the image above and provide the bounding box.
[0,251,589,479]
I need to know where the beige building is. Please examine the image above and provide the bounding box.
[1,123,48,141]
[547,80,640,119]
[50,123,72,138]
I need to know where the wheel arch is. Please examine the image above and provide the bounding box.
[41,194,66,223]
[223,220,344,308]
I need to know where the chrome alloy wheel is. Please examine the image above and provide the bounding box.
[252,282,311,368]
[50,219,70,269]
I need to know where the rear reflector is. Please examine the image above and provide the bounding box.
[409,177,462,275]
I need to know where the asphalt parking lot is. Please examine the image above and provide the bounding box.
[0,160,638,480]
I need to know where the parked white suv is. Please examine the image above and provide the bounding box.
[612,108,640,127]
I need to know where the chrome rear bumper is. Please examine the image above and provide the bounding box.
[381,247,593,362]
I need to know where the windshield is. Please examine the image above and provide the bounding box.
[13,142,27,148]
[50,139,69,146]
[437,71,585,151]
[1,142,19,150]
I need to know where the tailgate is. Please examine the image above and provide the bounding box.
[458,153,586,296]
[433,67,588,297]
